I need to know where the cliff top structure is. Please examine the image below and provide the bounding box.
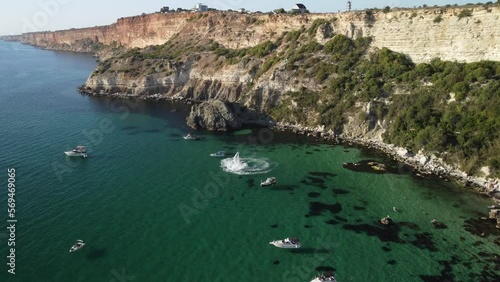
[2,4,499,63]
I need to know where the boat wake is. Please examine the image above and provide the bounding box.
[221,152,274,175]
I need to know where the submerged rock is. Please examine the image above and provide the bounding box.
[186,100,242,131]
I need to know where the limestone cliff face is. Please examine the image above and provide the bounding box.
[9,5,500,63]
[0,35,21,41]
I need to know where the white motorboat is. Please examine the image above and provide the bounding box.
[269,237,301,249]
[64,146,88,158]
[311,272,337,282]
[69,239,85,253]
[260,177,277,186]
[210,151,226,157]
[183,134,200,140]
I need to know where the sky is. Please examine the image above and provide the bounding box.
[0,0,483,35]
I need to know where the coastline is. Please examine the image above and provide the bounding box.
[273,122,500,202]
[79,89,500,203]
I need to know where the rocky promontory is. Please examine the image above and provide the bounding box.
[5,4,500,202]
[186,100,242,131]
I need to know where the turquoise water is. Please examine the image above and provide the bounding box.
[0,41,499,282]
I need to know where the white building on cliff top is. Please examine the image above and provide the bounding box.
[194,3,208,12]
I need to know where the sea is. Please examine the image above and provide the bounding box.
[0,41,498,282]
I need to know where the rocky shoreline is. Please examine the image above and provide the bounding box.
[272,122,500,202]
[79,89,500,227]
[80,87,500,200]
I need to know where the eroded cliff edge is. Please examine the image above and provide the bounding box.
[4,5,500,199]
[6,5,500,63]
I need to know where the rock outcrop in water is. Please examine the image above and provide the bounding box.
[186,100,242,131]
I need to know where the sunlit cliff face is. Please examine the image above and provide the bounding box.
[15,5,500,63]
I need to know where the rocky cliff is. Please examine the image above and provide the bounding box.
[6,5,500,63]
[5,4,500,198]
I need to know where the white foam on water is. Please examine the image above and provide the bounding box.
[221,152,274,175]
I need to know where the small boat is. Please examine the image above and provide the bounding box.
[64,146,88,158]
[210,151,226,157]
[311,272,337,282]
[69,239,85,253]
[269,237,301,249]
[260,177,277,187]
[380,215,393,225]
[183,134,200,140]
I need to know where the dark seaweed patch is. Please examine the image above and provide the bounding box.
[304,224,313,228]
[472,252,500,281]
[382,246,392,252]
[410,232,437,252]
[247,179,255,188]
[307,177,325,184]
[334,216,348,223]
[308,192,321,198]
[301,178,326,189]
[307,202,342,217]
[332,188,349,195]
[325,219,340,225]
[87,248,107,260]
[354,206,366,211]
[270,224,279,229]
[309,172,336,178]
[419,256,458,282]
[306,152,314,155]
[432,221,448,229]
[358,199,369,206]
[472,241,484,247]
[387,260,397,265]
[463,217,500,238]
[273,260,280,265]
[399,222,421,231]
[342,222,403,243]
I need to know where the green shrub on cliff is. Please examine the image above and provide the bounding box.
[285,28,304,43]
[383,62,500,175]
[457,9,473,19]
[324,35,355,55]
[246,41,277,58]
[307,19,330,36]
[255,56,280,79]
[433,15,443,23]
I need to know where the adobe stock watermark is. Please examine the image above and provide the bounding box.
[178,127,276,224]
[22,0,73,33]
[52,99,139,182]
[110,268,135,282]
